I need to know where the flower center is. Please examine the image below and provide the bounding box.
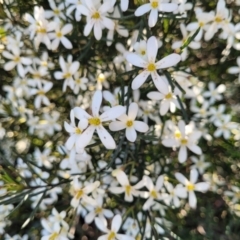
[141,50,146,55]
[75,128,82,134]
[76,189,84,199]
[92,11,100,19]
[151,1,158,9]
[174,130,181,139]
[180,138,188,145]
[63,72,72,79]
[165,93,173,99]
[108,231,116,240]
[76,79,81,84]
[95,206,103,214]
[54,9,60,15]
[215,16,222,23]
[187,183,195,191]
[199,21,204,27]
[150,190,158,199]
[147,63,156,72]
[49,232,59,240]
[56,31,62,38]
[97,73,105,82]
[125,185,132,195]
[89,117,101,126]
[14,56,20,63]
[126,120,133,127]
[38,90,45,95]
[37,27,46,34]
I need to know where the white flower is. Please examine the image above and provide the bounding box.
[106,7,129,46]
[95,214,134,240]
[70,178,100,208]
[126,36,181,90]
[73,72,88,94]
[45,0,66,22]
[175,169,210,208]
[147,83,180,116]
[227,56,240,82]
[109,102,149,142]
[66,0,86,21]
[135,0,177,27]
[2,48,32,77]
[54,56,80,92]
[74,90,126,149]
[162,120,202,163]
[202,82,226,104]
[213,114,238,139]
[190,156,210,175]
[49,23,73,50]
[79,0,115,40]
[141,175,164,210]
[30,81,53,109]
[109,169,145,202]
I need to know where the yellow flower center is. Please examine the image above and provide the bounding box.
[49,232,59,240]
[56,31,62,38]
[165,93,172,99]
[174,130,181,139]
[37,27,46,34]
[75,128,82,134]
[150,190,158,199]
[180,138,188,145]
[147,63,156,72]
[97,73,105,82]
[38,90,45,95]
[76,78,81,84]
[187,183,195,191]
[92,11,100,19]
[54,9,60,15]
[108,231,116,240]
[215,16,222,23]
[141,50,146,55]
[14,56,20,63]
[89,117,101,126]
[95,206,103,214]
[234,192,240,198]
[199,21,204,27]
[126,120,133,127]
[63,72,72,79]
[33,73,41,79]
[151,1,158,9]
[76,189,84,199]
[125,185,132,195]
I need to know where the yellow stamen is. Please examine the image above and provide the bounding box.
[95,206,103,214]
[125,185,132,195]
[187,183,195,191]
[165,93,172,99]
[75,128,82,134]
[180,138,188,145]
[89,117,101,126]
[147,63,156,72]
[63,72,72,79]
[126,120,133,127]
[54,9,60,15]
[108,231,116,240]
[14,56,20,63]
[215,16,222,23]
[49,232,58,240]
[38,90,45,95]
[76,189,84,199]
[141,50,146,55]
[150,190,158,199]
[56,31,62,38]
[151,1,158,9]
[174,130,181,139]
[92,11,100,19]
[37,27,46,34]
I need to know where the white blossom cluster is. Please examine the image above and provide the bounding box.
[0,0,240,239]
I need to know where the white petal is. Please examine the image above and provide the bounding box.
[121,0,129,11]
[152,73,169,94]
[134,121,149,133]
[126,127,137,142]
[95,217,108,233]
[188,144,202,155]
[111,215,122,232]
[96,125,116,149]
[175,172,188,186]
[156,53,181,69]
[189,191,197,208]
[76,126,95,149]
[92,90,102,116]
[135,4,151,16]
[128,102,138,120]
[147,36,158,62]
[131,70,150,90]
[100,106,126,122]
[61,37,73,49]
[109,121,126,131]
[125,53,147,68]
[195,182,210,192]
[116,170,129,186]
[190,169,198,184]
[147,91,163,100]
[178,146,187,163]
[148,9,158,28]
[74,107,91,120]
[159,3,177,12]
